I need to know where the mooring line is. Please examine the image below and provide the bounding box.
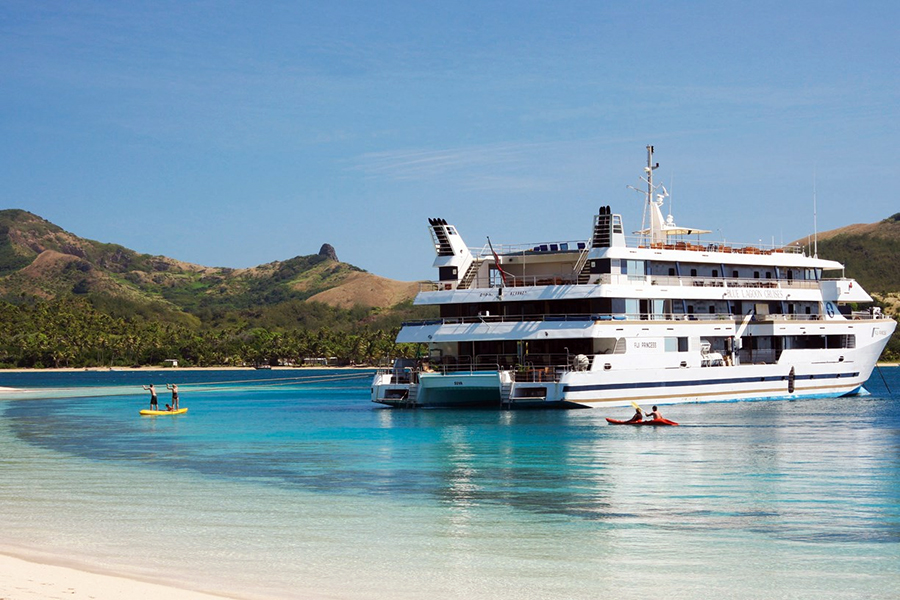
[875,365,894,397]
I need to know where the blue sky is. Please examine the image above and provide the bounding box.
[2,1,898,280]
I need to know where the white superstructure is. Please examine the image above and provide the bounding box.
[372,146,896,409]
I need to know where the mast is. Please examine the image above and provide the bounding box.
[646,145,658,206]
[646,145,664,245]
[813,168,818,258]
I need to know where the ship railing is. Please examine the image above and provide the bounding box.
[850,309,893,320]
[646,275,819,289]
[736,349,780,365]
[400,312,829,327]
[464,237,806,257]
[631,236,806,255]
[470,239,589,256]
[420,274,822,293]
[421,353,573,382]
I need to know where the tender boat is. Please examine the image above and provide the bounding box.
[372,146,896,409]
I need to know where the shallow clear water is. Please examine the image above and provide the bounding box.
[1,368,898,599]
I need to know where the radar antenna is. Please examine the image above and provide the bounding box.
[629,145,661,245]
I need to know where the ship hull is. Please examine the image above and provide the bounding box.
[372,318,893,409]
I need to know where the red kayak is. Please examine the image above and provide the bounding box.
[606,417,679,426]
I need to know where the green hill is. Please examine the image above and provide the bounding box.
[808,212,900,295]
[0,209,434,367]
[796,213,900,359]
[0,209,421,322]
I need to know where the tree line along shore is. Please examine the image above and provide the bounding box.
[1,297,896,370]
[0,297,424,369]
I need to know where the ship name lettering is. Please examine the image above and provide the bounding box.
[738,288,784,300]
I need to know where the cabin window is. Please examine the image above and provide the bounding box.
[709,305,715,314]
[805,306,812,314]
[712,269,719,277]
[732,270,739,278]
[665,337,690,352]
[590,259,612,274]
[754,271,760,279]
[595,338,626,355]
[786,270,794,281]
[625,260,645,279]
[690,268,698,277]
[766,272,772,279]
[668,267,676,276]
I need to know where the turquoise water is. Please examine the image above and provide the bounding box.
[1,368,898,599]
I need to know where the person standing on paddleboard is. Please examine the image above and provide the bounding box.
[166,383,179,410]
[143,384,158,411]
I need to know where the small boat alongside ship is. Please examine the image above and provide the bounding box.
[372,146,896,409]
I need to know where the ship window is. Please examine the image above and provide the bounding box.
[678,337,689,352]
[732,270,739,278]
[787,270,794,281]
[754,271,760,279]
[595,338,627,355]
[709,305,715,314]
[690,268,698,277]
[766,272,772,279]
[626,260,645,279]
[668,267,676,276]
[712,269,719,277]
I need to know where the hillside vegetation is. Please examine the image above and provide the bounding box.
[798,213,900,359]
[0,209,432,368]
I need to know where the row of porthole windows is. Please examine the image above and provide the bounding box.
[669,267,805,280]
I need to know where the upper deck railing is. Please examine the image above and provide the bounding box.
[400,309,891,329]
[474,236,806,258]
[419,274,827,293]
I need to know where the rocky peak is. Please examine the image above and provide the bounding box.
[318,243,338,261]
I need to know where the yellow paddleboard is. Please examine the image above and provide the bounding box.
[140,408,188,416]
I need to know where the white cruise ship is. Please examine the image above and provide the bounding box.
[372,146,896,409]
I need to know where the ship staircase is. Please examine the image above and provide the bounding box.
[574,247,591,284]
[403,385,419,408]
[457,259,481,289]
[500,380,515,409]
[574,207,615,284]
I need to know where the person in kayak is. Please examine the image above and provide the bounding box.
[626,406,643,422]
[646,406,662,421]
[166,383,180,410]
[142,384,158,411]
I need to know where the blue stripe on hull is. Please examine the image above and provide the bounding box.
[563,371,860,394]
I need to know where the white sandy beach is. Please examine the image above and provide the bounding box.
[0,553,242,600]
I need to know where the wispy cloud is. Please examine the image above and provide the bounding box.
[352,141,572,190]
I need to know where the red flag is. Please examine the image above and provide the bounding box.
[487,237,507,286]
